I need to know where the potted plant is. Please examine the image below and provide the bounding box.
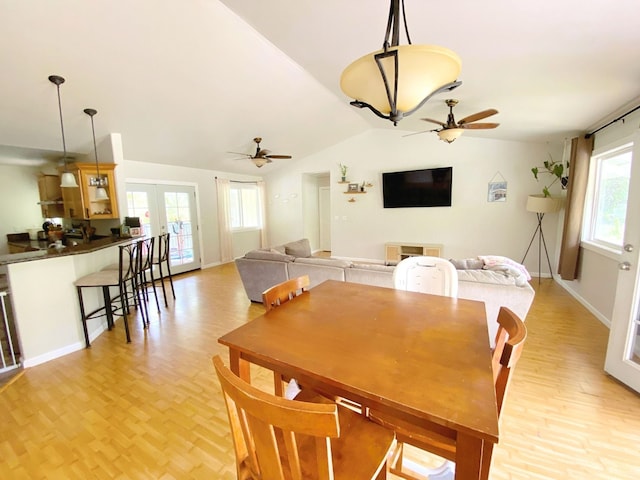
[528,154,563,213]
[531,154,563,197]
[338,163,348,182]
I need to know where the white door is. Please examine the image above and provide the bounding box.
[125,183,201,275]
[319,187,331,251]
[604,136,640,392]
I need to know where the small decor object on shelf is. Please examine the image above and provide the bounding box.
[348,183,359,192]
[339,163,348,182]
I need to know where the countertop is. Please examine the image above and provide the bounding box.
[1,236,137,265]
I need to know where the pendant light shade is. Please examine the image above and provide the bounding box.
[437,128,464,144]
[83,108,109,201]
[49,75,79,188]
[340,0,461,125]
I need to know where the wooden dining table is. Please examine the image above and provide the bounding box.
[218,280,499,480]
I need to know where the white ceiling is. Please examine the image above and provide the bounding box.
[0,0,638,175]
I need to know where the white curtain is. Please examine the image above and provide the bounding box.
[215,177,234,263]
[257,180,268,248]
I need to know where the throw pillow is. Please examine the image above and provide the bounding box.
[284,238,312,258]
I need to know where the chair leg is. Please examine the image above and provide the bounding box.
[165,260,176,300]
[146,268,161,312]
[76,286,91,348]
[156,262,169,307]
[118,284,131,343]
[101,286,114,330]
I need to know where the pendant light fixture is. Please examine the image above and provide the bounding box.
[340,0,462,125]
[49,75,79,188]
[83,108,109,201]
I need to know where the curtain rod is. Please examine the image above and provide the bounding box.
[214,176,258,184]
[586,104,640,138]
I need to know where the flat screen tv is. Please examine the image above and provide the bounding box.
[382,167,453,208]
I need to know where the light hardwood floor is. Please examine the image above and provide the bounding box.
[1,263,639,479]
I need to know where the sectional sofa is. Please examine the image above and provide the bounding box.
[235,239,535,346]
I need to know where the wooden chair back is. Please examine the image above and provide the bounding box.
[262,275,310,312]
[213,355,395,479]
[492,306,528,415]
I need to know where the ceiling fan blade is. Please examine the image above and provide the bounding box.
[227,151,251,157]
[457,109,498,125]
[265,154,292,159]
[402,129,439,137]
[420,117,447,127]
[460,122,500,130]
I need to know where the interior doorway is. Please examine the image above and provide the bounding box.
[125,183,201,275]
[319,186,331,251]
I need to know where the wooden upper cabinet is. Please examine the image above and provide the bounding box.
[60,163,119,220]
[37,174,65,218]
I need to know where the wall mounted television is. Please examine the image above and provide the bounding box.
[382,167,453,208]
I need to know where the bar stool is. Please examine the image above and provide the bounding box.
[74,240,147,347]
[104,237,160,313]
[153,233,176,306]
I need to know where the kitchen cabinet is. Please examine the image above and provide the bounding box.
[61,163,119,220]
[37,175,65,218]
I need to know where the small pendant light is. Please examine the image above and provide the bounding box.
[49,75,79,188]
[83,108,109,201]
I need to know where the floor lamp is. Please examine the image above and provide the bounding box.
[521,194,560,284]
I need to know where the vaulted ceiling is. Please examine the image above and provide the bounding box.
[0,0,638,174]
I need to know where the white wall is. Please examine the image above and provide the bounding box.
[265,129,563,275]
[0,164,48,254]
[116,159,262,267]
[558,108,640,325]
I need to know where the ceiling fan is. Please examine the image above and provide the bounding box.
[415,99,499,143]
[229,137,292,168]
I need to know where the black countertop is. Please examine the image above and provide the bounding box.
[2,236,137,265]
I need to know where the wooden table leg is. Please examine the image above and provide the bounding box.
[455,433,484,480]
[228,348,251,382]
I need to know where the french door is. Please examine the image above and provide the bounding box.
[604,134,640,392]
[125,183,201,275]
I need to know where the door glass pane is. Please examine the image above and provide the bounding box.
[164,191,194,266]
[126,191,152,237]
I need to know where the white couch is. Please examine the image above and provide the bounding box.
[235,240,535,347]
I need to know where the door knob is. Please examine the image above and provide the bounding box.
[623,244,634,252]
[619,261,631,271]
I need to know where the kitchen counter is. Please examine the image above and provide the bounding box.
[3,235,141,367]
[1,236,136,266]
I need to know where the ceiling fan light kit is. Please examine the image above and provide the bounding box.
[229,137,292,168]
[422,98,499,143]
[340,0,462,125]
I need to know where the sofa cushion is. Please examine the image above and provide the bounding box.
[244,250,295,262]
[293,257,352,268]
[271,245,286,254]
[284,238,312,258]
[351,262,395,272]
[449,258,484,270]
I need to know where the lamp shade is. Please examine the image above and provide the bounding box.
[60,171,78,188]
[340,44,462,115]
[437,128,464,143]
[95,187,109,200]
[526,194,561,214]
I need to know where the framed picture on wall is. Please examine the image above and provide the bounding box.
[348,183,360,192]
[488,181,507,202]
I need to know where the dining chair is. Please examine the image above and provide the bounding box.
[152,233,176,307]
[371,306,527,480]
[392,256,458,297]
[262,275,310,311]
[262,275,310,397]
[212,355,396,480]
